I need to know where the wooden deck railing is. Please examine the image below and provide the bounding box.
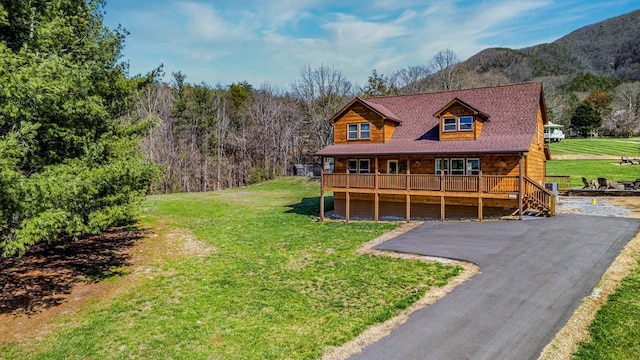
[322,173,520,193]
[379,174,406,189]
[320,173,555,219]
[545,175,571,190]
[483,175,519,193]
[410,175,440,191]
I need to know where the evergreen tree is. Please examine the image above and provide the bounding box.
[0,0,157,256]
[570,101,603,137]
[361,69,397,97]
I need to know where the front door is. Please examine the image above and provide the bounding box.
[387,160,399,174]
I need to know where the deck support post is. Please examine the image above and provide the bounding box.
[346,170,350,222]
[478,170,483,221]
[518,153,524,220]
[374,157,379,222]
[406,159,411,223]
[320,157,325,222]
[440,170,445,221]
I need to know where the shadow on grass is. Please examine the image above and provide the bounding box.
[0,227,145,316]
[285,196,334,216]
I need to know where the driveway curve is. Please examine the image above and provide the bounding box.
[350,214,640,360]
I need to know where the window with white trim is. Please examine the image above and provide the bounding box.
[450,158,465,174]
[436,157,481,175]
[443,118,456,132]
[347,124,358,139]
[459,116,473,131]
[347,123,370,140]
[435,158,449,175]
[387,160,399,174]
[360,123,370,139]
[466,158,480,174]
[348,159,370,173]
[442,116,474,132]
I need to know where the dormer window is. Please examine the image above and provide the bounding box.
[459,116,473,131]
[347,123,370,140]
[443,116,473,132]
[443,118,456,132]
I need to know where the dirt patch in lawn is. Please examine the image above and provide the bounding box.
[551,154,620,160]
[0,223,206,344]
[538,197,640,360]
[0,228,144,343]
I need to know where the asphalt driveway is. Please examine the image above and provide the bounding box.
[350,214,640,360]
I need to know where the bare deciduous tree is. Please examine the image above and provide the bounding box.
[292,65,354,149]
[391,65,431,95]
[429,49,465,91]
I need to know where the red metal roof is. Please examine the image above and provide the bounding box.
[317,82,545,156]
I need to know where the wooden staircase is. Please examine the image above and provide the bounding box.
[522,176,555,217]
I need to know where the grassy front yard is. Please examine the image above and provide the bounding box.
[1,178,460,359]
[573,260,640,359]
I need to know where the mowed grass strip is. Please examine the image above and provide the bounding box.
[573,260,640,360]
[549,138,640,156]
[547,160,640,187]
[1,178,460,360]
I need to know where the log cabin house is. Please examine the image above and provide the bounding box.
[315,82,555,221]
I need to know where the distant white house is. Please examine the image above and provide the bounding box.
[544,122,565,142]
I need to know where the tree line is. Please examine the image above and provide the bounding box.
[139,49,512,194]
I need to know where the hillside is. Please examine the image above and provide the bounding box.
[464,9,640,83]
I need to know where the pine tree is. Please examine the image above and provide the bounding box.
[570,101,603,137]
[0,1,157,256]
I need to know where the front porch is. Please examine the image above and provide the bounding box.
[320,172,555,221]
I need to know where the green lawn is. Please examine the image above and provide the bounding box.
[547,160,640,187]
[549,138,640,156]
[1,178,460,360]
[573,260,640,360]
[546,138,640,187]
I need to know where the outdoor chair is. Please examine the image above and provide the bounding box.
[634,178,640,190]
[620,156,630,164]
[597,177,609,189]
[581,177,593,189]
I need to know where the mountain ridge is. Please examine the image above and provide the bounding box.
[463,9,640,83]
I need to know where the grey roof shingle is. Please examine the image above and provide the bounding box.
[317,82,545,156]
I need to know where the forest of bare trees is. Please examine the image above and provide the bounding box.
[137,66,357,194]
[134,50,640,194]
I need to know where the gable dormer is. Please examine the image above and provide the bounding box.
[434,98,489,141]
[330,97,402,144]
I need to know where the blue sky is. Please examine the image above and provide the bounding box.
[103,0,639,88]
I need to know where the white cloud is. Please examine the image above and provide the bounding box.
[105,0,638,87]
[322,13,408,46]
[178,1,254,42]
